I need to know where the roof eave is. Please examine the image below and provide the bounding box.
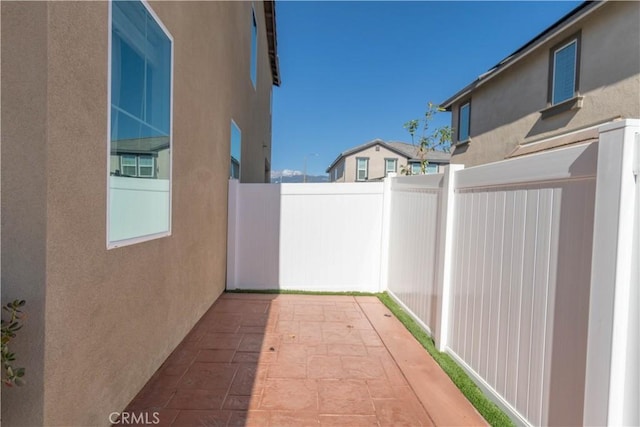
[264,0,281,86]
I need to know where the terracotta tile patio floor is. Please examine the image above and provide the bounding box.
[123,293,486,426]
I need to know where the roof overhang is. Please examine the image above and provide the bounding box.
[441,1,604,110]
[264,1,281,86]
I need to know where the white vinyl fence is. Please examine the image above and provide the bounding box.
[227,182,385,292]
[227,120,640,426]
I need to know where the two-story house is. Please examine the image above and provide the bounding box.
[326,139,451,182]
[442,0,640,167]
[1,1,279,425]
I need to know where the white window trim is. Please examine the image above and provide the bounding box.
[551,39,577,106]
[121,154,138,177]
[137,155,155,178]
[356,158,368,181]
[107,0,174,249]
[385,158,397,176]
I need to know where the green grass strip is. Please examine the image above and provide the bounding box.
[226,289,379,297]
[377,292,514,427]
[226,289,513,426]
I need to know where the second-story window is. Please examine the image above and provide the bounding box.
[458,101,470,142]
[356,157,368,181]
[385,158,397,176]
[410,162,421,175]
[250,8,257,88]
[550,36,579,105]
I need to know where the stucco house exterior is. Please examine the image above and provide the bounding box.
[441,0,640,167]
[1,1,279,425]
[326,139,451,182]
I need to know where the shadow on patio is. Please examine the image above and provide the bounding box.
[120,293,485,426]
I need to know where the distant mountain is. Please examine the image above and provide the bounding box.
[270,170,329,183]
[270,169,303,179]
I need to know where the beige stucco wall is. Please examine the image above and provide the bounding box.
[1,1,275,425]
[450,1,640,167]
[1,2,48,425]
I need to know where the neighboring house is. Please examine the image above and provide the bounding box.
[326,139,451,182]
[1,1,279,425]
[441,0,640,167]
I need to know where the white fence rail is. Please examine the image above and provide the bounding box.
[227,120,640,426]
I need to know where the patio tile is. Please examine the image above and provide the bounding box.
[238,325,269,334]
[199,333,242,350]
[177,363,237,390]
[298,321,325,344]
[366,379,397,399]
[170,410,231,426]
[318,379,375,415]
[319,414,379,426]
[341,356,386,379]
[165,389,224,410]
[228,410,270,427]
[270,411,320,427]
[238,334,266,352]
[195,349,235,363]
[124,293,487,427]
[222,394,261,411]
[239,313,269,327]
[327,343,368,356]
[152,409,180,426]
[231,351,260,363]
[127,387,176,410]
[228,363,264,396]
[215,299,269,314]
[275,320,299,335]
[322,328,362,345]
[307,355,345,379]
[276,343,308,363]
[267,362,307,379]
[260,379,318,411]
[359,329,384,346]
[373,399,434,427]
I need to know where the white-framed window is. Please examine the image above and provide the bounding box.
[250,7,257,88]
[425,163,438,174]
[356,157,368,181]
[410,162,422,175]
[108,0,173,248]
[551,38,578,105]
[119,154,155,178]
[120,154,137,176]
[138,155,154,177]
[458,101,470,142]
[385,158,397,176]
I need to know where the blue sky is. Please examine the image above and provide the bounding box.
[271,1,582,176]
